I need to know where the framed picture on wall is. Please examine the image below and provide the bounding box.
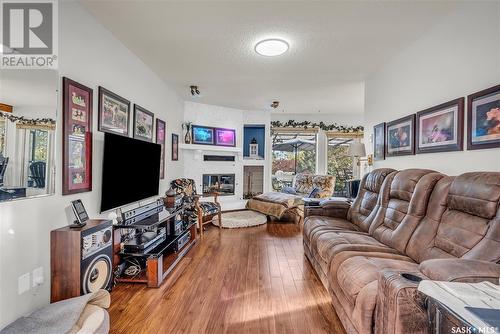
[192,125,215,145]
[416,98,464,154]
[215,127,236,147]
[98,87,130,136]
[62,77,93,195]
[172,133,179,161]
[373,122,386,160]
[386,114,415,156]
[156,119,166,179]
[133,104,154,142]
[467,84,500,150]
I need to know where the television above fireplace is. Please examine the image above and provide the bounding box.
[202,174,235,196]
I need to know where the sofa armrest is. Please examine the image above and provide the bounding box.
[375,271,430,334]
[419,259,500,283]
[304,199,351,219]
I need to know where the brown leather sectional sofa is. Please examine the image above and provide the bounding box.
[303,168,500,334]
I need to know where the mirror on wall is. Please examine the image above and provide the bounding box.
[0,69,58,202]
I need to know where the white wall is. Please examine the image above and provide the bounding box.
[183,101,271,208]
[0,2,184,328]
[364,2,500,175]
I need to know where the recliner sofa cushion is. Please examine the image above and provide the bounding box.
[316,231,395,263]
[406,172,500,263]
[311,169,443,266]
[369,170,444,254]
[303,216,361,249]
[447,172,500,219]
[348,168,396,231]
[304,169,395,252]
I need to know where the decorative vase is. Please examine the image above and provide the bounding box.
[184,128,192,144]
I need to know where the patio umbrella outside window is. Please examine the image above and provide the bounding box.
[272,138,316,174]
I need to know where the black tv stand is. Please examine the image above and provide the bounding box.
[112,204,197,287]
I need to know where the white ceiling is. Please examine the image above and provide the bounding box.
[81,1,455,114]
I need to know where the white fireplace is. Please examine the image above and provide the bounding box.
[202,174,236,196]
[182,101,272,210]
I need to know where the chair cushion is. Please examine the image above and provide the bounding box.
[303,216,360,249]
[199,202,219,216]
[447,172,500,219]
[171,178,197,196]
[312,175,335,197]
[293,173,313,194]
[315,231,394,263]
[281,186,297,195]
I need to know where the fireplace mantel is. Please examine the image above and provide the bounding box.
[179,143,242,153]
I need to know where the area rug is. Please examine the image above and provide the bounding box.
[212,210,267,228]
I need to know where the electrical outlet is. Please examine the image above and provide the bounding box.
[18,273,30,295]
[33,267,44,287]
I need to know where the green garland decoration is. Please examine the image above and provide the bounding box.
[271,120,363,133]
[0,112,56,126]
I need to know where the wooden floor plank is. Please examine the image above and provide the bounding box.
[109,222,345,334]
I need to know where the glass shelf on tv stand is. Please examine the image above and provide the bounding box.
[119,221,196,258]
[113,204,189,229]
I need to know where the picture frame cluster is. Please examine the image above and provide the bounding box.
[191,124,236,147]
[373,84,500,160]
[62,77,177,194]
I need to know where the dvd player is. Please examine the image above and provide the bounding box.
[123,228,166,253]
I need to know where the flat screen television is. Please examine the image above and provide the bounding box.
[100,133,161,213]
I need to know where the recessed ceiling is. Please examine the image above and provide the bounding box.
[80,1,455,114]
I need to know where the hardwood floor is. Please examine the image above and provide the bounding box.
[109,222,345,334]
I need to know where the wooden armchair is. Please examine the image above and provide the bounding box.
[170,178,222,237]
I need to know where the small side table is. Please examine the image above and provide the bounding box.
[418,281,500,334]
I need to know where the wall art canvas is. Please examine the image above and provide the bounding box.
[98,87,130,136]
[192,125,215,145]
[416,98,464,154]
[133,104,154,142]
[62,77,93,195]
[156,119,166,179]
[386,114,415,156]
[215,128,236,147]
[373,122,386,160]
[467,84,500,150]
[172,133,179,161]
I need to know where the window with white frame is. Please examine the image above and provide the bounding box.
[271,130,317,191]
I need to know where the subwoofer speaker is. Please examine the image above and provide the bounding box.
[81,246,112,294]
[51,220,113,303]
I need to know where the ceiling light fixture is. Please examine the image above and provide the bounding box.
[190,85,201,97]
[255,39,289,57]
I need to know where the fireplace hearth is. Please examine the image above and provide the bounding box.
[202,174,235,196]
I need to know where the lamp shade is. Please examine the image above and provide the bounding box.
[348,142,366,157]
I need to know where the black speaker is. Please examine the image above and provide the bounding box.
[80,221,113,294]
